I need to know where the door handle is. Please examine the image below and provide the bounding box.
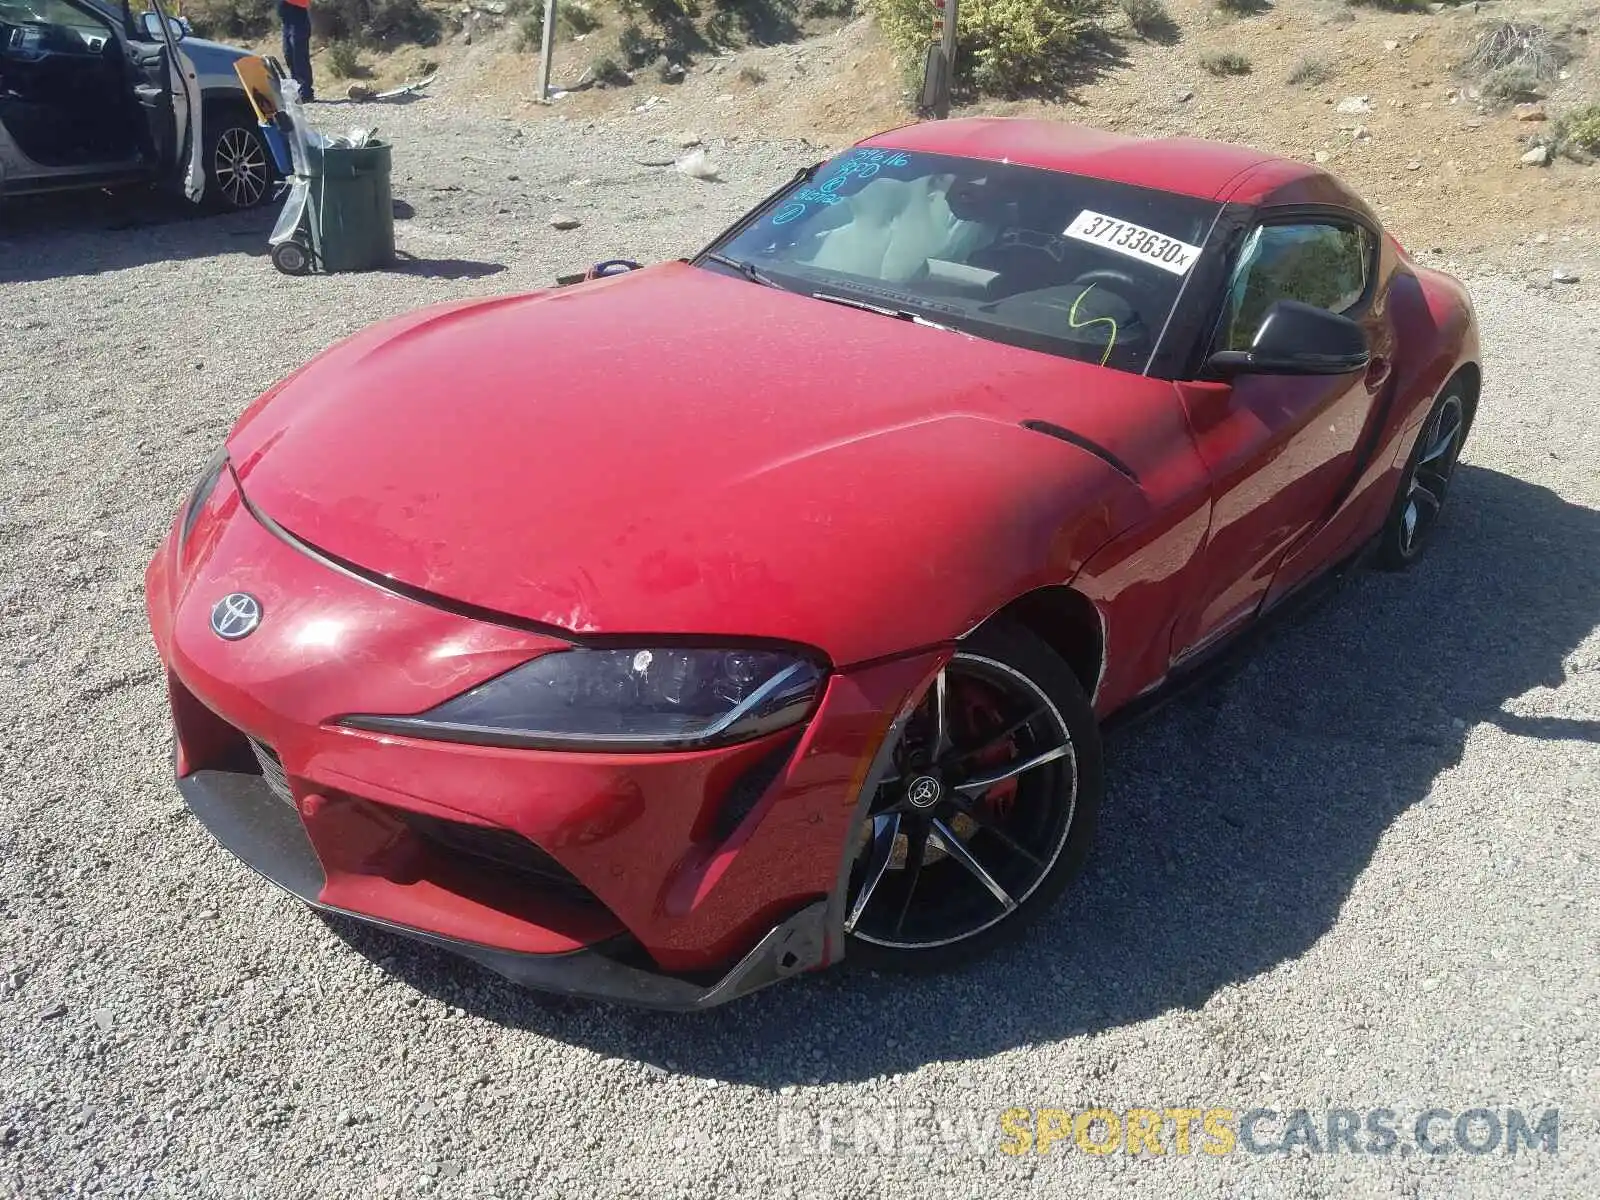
[1365,356,1392,390]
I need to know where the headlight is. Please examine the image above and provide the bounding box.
[341,647,827,751]
[178,448,228,553]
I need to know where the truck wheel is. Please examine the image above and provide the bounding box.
[205,118,274,212]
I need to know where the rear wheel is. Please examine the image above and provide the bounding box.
[843,621,1102,972]
[204,116,273,212]
[1376,382,1472,570]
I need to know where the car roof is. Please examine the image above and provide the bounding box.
[856,118,1321,205]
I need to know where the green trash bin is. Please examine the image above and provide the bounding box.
[306,140,395,273]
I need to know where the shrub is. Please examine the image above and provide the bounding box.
[1461,22,1571,109]
[1345,0,1431,10]
[1120,0,1173,39]
[617,0,689,23]
[590,55,632,85]
[1199,49,1250,75]
[517,10,544,49]
[182,0,276,38]
[1480,64,1543,105]
[1287,55,1334,86]
[738,64,768,83]
[513,2,598,49]
[1215,0,1267,12]
[1553,102,1600,158]
[312,0,440,47]
[804,0,857,16]
[325,39,361,76]
[617,21,660,65]
[869,0,1107,98]
[186,0,440,44]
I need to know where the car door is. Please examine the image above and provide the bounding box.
[116,0,201,200]
[0,0,139,172]
[136,0,200,200]
[1168,215,1385,667]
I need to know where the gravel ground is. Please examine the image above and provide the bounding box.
[1,101,1597,1199]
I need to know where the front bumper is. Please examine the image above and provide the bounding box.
[149,465,944,1006]
[179,765,828,1009]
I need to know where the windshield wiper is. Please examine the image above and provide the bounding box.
[810,292,954,332]
[702,253,781,288]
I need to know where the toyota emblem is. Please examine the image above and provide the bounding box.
[906,775,942,809]
[210,592,262,640]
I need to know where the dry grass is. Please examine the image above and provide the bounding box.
[1199,49,1251,75]
[1287,55,1334,87]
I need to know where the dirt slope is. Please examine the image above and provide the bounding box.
[304,1,1598,274]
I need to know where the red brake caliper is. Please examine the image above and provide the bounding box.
[955,682,1019,820]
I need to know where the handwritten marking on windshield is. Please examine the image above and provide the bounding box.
[1068,285,1119,368]
[770,149,912,226]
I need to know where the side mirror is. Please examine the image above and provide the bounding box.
[141,11,187,40]
[1206,299,1369,378]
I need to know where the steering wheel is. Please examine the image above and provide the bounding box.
[1067,267,1160,311]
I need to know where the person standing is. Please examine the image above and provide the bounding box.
[279,0,314,103]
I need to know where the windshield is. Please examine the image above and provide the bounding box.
[705,148,1223,374]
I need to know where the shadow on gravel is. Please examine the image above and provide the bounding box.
[0,189,439,283]
[0,189,276,283]
[326,464,1600,1084]
[389,252,506,280]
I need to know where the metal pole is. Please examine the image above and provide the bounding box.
[536,0,557,101]
[940,0,958,100]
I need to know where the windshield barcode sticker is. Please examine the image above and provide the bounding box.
[1063,210,1203,276]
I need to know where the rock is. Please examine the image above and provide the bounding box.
[91,1008,114,1031]
[1463,119,1484,130]
[1383,40,1399,52]
[1314,150,1330,163]
[675,148,719,181]
[548,214,581,230]
[337,1109,354,1126]
[1552,267,1580,284]
[1513,103,1547,122]
[1406,160,1422,170]
[1174,88,1194,104]
[1352,125,1370,140]
[676,132,702,148]
[346,84,376,102]
[1336,95,1373,115]
[659,61,686,84]
[39,1003,66,1021]
[1520,145,1551,166]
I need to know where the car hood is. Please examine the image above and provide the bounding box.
[228,264,1163,663]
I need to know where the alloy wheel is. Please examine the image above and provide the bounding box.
[214,127,270,210]
[1398,393,1465,558]
[844,652,1078,951]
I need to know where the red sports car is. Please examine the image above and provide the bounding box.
[146,118,1480,1009]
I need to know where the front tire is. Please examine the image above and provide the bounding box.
[843,621,1102,973]
[204,116,274,212]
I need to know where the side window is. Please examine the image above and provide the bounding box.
[3,0,116,54]
[1219,222,1371,351]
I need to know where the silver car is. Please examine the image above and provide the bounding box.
[0,0,274,210]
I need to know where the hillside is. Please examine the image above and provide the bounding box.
[217,0,1598,273]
